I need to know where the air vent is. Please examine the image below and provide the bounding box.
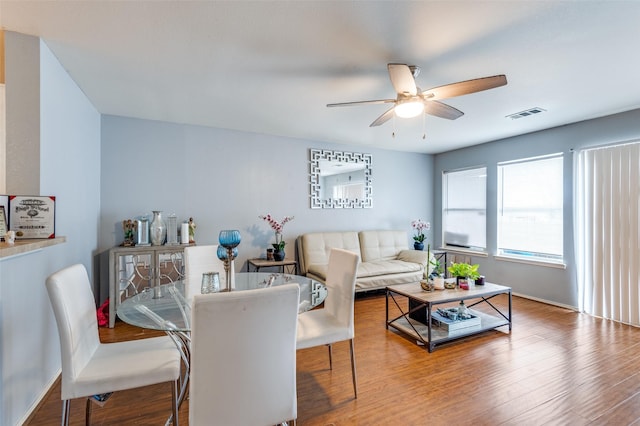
[506,107,546,120]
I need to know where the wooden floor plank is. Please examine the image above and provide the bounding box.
[24,293,640,425]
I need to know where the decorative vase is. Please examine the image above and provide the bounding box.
[218,230,241,291]
[150,211,166,246]
[414,241,424,251]
[457,276,469,290]
[420,279,435,292]
[274,249,285,261]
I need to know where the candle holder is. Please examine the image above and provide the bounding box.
[166,214,179,245]
[217,230,241,291]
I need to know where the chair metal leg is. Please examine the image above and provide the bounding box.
[85,397,93,425]
[327,344,333,370]
[61,400,70,426]
[349,339,358,399]
[171,379,179,425]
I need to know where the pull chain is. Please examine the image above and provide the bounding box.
[392,114,396,138]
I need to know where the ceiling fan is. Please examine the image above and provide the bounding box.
[327,63,507,127]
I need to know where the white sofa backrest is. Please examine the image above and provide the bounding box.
[298,232,361,272]
[359,230,408,262]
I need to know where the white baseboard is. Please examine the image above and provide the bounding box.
[512,291,578,312]
[19,369,61,425]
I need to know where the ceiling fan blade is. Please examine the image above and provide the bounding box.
[370,106,396,127]
[388,63,417,96]
[327,99,396,107]
[424,100,464,120]
[422,75,507,100]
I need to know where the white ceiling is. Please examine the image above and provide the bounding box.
[2,1,640,154]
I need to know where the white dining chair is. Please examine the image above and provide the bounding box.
[189,283,300,425]
[183,244,226,300]
[45,264,181,426]
[296,248,361,398]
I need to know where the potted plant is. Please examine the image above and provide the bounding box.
[424,253,443,279]
[411,219,430,250]
[430,258,444,277]
[428,257,446,290]
[447,262,480,290]
[259,214,294,261]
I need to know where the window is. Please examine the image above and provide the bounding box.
[497,154,563,263]
[443,167,486,251]
[332,182,364,200]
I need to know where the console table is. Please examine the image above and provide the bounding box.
[247,258,297,274]
[108,244,191,328]
[386,282,512,352]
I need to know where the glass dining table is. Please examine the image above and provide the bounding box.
[116,272,327,419]
[117,272,327,332]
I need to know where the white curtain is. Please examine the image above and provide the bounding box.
[575,142,640,325]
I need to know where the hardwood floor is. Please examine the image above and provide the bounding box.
[25,292,640,425]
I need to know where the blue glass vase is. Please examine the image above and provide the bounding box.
[217,245,228,260]
[217,230,240,291]
[219,230,241,248]
[216,246,238,260]
[414,241,424,251]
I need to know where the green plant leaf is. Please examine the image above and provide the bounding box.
[447,262,480,278]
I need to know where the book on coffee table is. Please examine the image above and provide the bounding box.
[431,310,481,332]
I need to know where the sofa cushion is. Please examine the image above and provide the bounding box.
[308,258,423,281]
[397,249,429,266]
[299,232,360,269]
[307,263,328,281]
[358,230,409,262]
[357,259,423,278]
[355,271,424,291]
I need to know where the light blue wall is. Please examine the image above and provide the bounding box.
[0,35,101,426]
[40,40,102,275]
[98,116,434,299]
[434,108,640,308]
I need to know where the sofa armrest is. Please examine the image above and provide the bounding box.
[397,249,429,266]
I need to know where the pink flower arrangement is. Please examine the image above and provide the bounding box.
[411,219,431,242]
[259,214,294,250]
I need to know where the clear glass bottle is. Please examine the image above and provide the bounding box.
[458,300,469,317]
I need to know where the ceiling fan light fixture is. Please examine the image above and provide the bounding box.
[395,100,424,118]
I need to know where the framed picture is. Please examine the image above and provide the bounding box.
[0,195,9,241]
[0,206,6,240]
[8,195,56,239]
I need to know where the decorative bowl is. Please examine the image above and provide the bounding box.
[420,279,435,292]
[444,278,457,289]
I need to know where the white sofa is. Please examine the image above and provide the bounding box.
[296,230,431,292]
